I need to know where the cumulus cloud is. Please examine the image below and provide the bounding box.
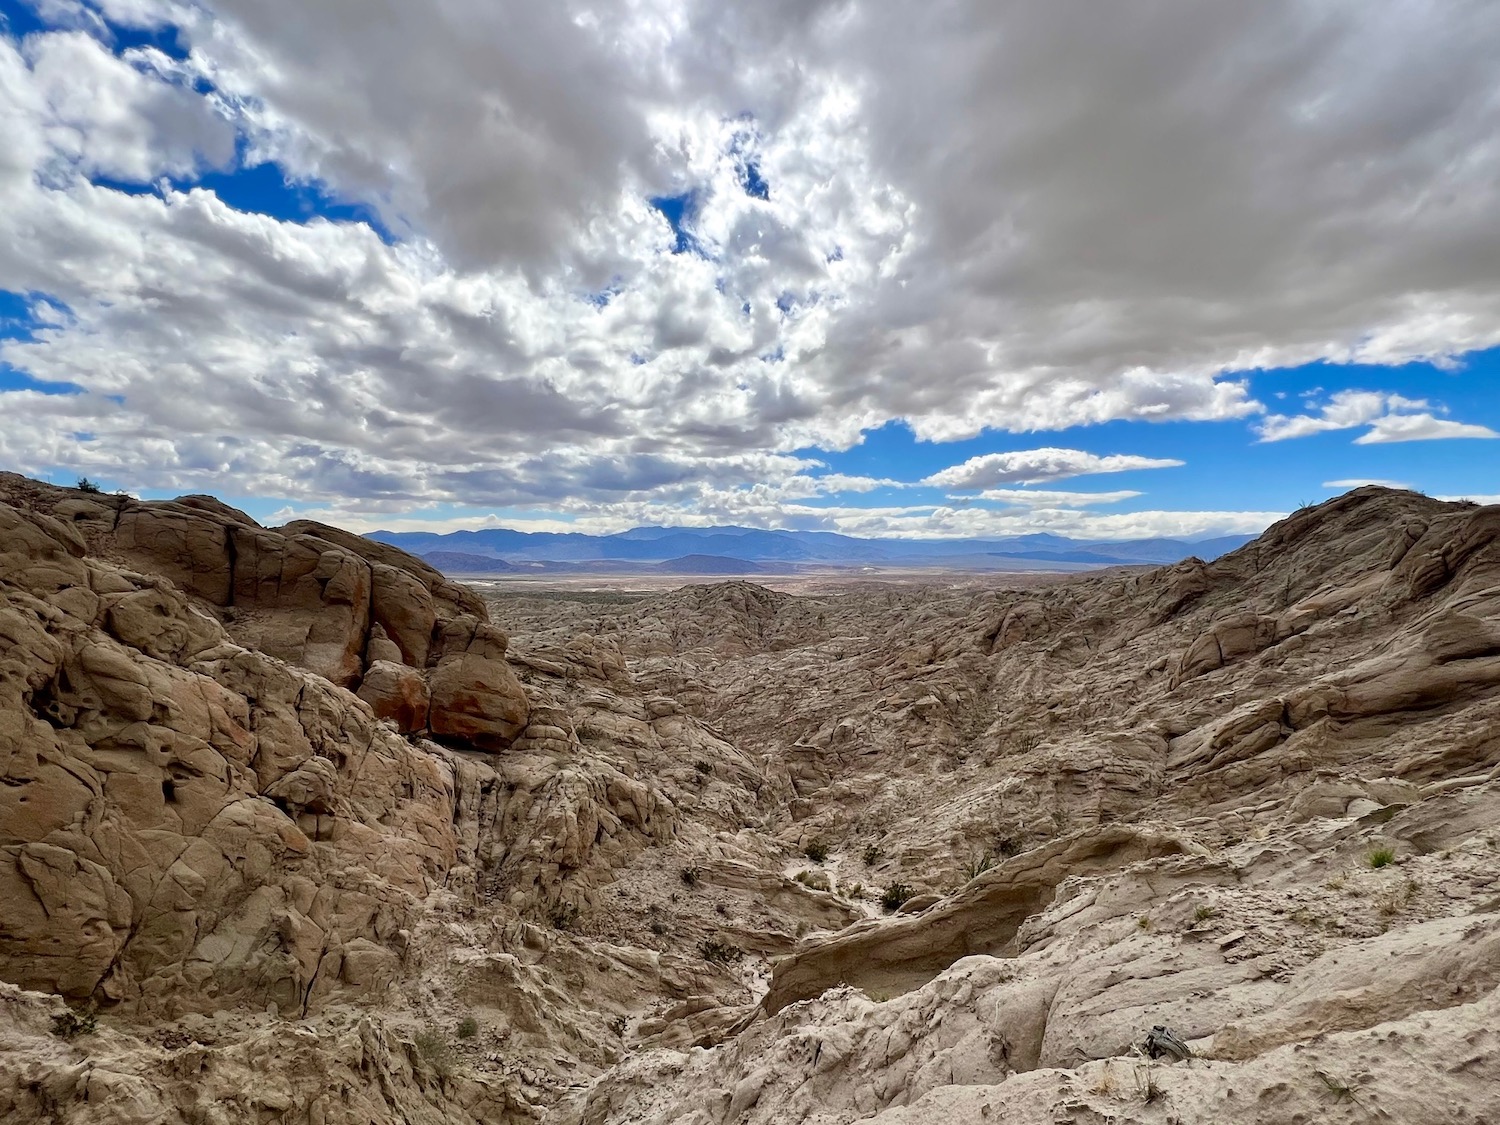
[1,2,1498,527]
[971,489,1141,508]
[1259,390,1497,444]
[924,449,1183,489]
[1322,478,1411,490]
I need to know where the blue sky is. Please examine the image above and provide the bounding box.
[2,1,1499,539]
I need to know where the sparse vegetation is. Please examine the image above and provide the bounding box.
[962,854,995,882]
[549,901,581,930]
[608,1015,628,1037]
[680,864,702,887]
[1366,846,1397,868]
[697,938,744,965]
[862,844,882,866]
[649,917,670,936]
[456,1016,479,1040]
[50,1007,97,1040]
[1315,1069,1360,1104]
[75,477,102,494]
[1374,878,1419,918]
[1134,1064,1163,1104]
[414,1028,455,1078]
[804,838,830,863]
[993,834,1020,858]
[693,760,713,776]
[1193,904,1218,923]
[1136,915,1153,931]
[880,882,914,912]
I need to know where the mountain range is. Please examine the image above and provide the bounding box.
[370,524,1257,573]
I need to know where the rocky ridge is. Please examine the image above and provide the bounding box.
[1,475,1498,1124]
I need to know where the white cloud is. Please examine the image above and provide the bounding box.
[1355,414,1498,444]
[924,449,1183,489]
[1260,390,1495,444]
[1321,478,1411,490]
[1437,494,1500,507]
[971,489,1141,508]
[1,3,1500,526]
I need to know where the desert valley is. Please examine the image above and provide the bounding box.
[2,471,1499,1124]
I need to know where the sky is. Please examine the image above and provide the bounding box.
[1,0,1498,542]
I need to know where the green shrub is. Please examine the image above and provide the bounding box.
[414,1028,454,1078]
[1193,904,1217,923]
[50,1008,97,1040]
[880,882,914,912]
[697,938,743,965]
[1366,846,1396,868]
[962,855,995,882]
[456,1016,479,1040]
[75,477,102,494]
[804,839,830,864]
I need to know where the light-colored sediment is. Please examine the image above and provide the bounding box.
[2,472,1498,1123]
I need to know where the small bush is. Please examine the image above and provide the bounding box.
[804,839,830,864]
[455,1016,479,1040]
[608,1015,628,1036]
[680,865,701,887]
[694,760,713,776]
[1366,846,1397,869]
[993,834,1020,858]
[649,917,670,936]
[414,1028,454,1078]
[880,882,914,912]
[962,855,995,882]
[862,845,882,866]
[75,477,102,494]
[1137,915,1153,931]
[50,1008,97,1040]
[549,901,581,931]
[698,938,743,965]
[1193,904,1217,923]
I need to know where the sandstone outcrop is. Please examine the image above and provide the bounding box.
[3,478,1500,1125]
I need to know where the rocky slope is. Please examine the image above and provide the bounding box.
[2,476,1499,1124]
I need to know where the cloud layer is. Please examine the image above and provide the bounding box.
[1,1,1498,534]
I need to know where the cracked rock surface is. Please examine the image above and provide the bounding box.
[2,474,1500,1124]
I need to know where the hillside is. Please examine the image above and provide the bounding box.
[2,474,1499,1124]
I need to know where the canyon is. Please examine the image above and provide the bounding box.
[2,470,1499,1124]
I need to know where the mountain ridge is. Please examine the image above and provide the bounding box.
[371,523,1258,569]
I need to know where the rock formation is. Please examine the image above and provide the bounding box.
[1,474,1499,1124]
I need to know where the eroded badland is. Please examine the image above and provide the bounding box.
[3,471,1500,1124]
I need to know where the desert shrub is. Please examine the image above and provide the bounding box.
[1366,846,1396,869]
[698,938,743,965]
[608,1015,628,1036]
[694,760,713,776]
[75,477,102,494]
[880,882,914,912]
[455,1016,479,1040]
[414,1028,454,1078]
[962,854,995,882]
[804,839,829,864]
[680,865,701,887]
[993,834,1020,858]
[549,901,581,930]
[862,845,882,866]
[50,1008,97,1040]
[649,917,670,936]
[1193,904,1217,923]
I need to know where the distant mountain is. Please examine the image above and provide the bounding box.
[374,524,1258,572]
[417,551,518,573]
